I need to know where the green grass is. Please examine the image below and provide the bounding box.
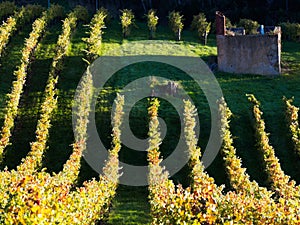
[108,186,151,225]
[0,18,299,224]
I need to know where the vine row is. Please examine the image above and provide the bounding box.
[17,12,78,173]
[284,97,300,157]
[0,7,56,162]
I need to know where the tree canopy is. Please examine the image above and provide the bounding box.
[12,0,300,24]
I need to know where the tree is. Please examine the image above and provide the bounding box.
[120,9,135,38]
[238,19,259,35]
[146,9,158,39]
[168,11,184,41]
[191,13,211,45]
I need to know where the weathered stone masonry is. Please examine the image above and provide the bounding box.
[217,34,281,75]
[216,11,281,76]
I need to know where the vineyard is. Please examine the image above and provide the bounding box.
[0,2,300,225]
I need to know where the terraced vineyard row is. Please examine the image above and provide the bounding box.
[0,6,124,224]
[0,4,44,59]
[0,6,53,161]
[147,96,300,224]
[0,3,299,224]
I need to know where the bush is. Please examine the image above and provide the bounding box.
[238,18,259,34]
[279,22,300,41]
[0,1,17,20]
[73,5,89,23]
[46,4,65,21]
[24,4,45,23]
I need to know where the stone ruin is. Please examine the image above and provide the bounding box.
[151,80,179,97]
[216,11,281,76]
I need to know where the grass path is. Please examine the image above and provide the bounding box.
[108,186,151,225]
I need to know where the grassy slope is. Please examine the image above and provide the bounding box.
[0,19,299,224]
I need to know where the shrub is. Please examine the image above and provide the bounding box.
[73,5,89,23]
[279,22,300,41]
[0,1,16,21]
[46,4,65,21]
[238,18,259,34]
[120,9,135,38]
[24,4,45,22]
[14,5,44,27]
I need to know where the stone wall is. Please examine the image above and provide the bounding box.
[217,33,281,76]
